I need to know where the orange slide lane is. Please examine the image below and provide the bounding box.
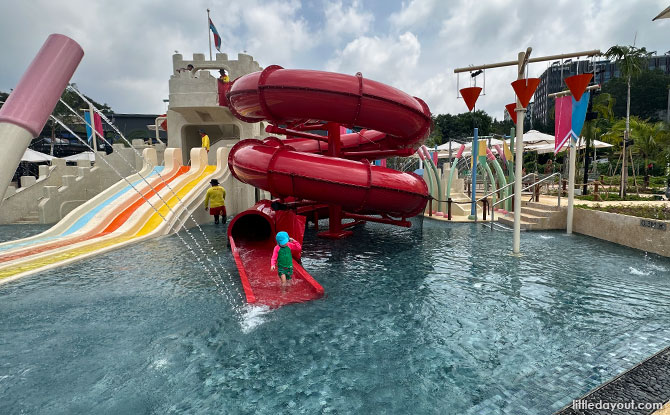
[0,166,190,264]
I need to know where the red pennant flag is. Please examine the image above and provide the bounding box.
[460,87,482,112]
[564,73,593,102]
[505,103,518,124]
[159,113,167,131]
[511,78,540,108]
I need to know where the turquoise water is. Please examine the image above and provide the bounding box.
[1,221,670,414]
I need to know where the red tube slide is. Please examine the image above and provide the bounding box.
[229,137,427,217]
[227,65,432,217]
[226,66,431,307]
[228,65,431,153]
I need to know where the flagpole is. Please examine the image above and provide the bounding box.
[567,139,576,234]
[207,9,212,60]
[89,104,97,154]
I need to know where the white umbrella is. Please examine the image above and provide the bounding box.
[532,139,613,154]
[21,148,54,162]
[521,130,554,144]
[63,151,95,161]
[436,131,613,158]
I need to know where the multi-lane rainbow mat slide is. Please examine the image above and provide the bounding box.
[0,147,228,285]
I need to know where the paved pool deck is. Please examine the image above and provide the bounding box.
[424,194,669,223]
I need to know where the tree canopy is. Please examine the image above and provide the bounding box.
[601,69,670,121]
[430,110,514,145]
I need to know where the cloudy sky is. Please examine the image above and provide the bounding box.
[1,0,668,120]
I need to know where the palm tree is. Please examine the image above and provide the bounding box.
[630,119,661,188]
[605,45,653,196]
[605,117,665,189]
[653,121,670,188]
[581,93,615,194]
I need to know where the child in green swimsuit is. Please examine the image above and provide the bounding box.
[270,231,302,286]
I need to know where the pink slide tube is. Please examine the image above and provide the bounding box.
[0,34,84,136]
[486,148,496,161]
[493,144,506,163]
[455,144,465,159]
[0,34,83,206]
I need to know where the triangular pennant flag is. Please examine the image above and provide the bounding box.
[570,90,590,140]
[505,103,518,124]
[460,87,482,112]
[554,95,572,154]
[503,142,513,161]
[511,78,540,108]
[564,73,593,102]
[478,140,487,157]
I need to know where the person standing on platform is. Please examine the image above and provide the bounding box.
[199,130,210,152]
[204,179,226,224]
[219,69,230,83]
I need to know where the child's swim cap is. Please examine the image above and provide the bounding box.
[276,231,289,246]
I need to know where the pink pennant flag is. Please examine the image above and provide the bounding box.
[94,112,103,138]
[554,96,572,154]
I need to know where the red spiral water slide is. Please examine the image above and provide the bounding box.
[225,65,432,307]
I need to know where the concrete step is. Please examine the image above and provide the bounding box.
[497,216,535,229]
[502,212,547,223]
[520,207,554,218]
[523,201,562,211]
[14,218,39,224]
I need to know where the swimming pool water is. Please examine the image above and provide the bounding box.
[1,220,669,414]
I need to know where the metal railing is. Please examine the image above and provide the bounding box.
[430,172,563,229]
[434,174,535,221]
[488,172,562,230]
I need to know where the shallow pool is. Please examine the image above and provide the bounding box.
[1,220,669,414]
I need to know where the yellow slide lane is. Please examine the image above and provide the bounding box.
[0,166,215,281]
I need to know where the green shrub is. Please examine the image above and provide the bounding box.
[579,204,670,220]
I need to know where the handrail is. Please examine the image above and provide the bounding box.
[474,173,534,204]
[489,172,562,230]
[442,173,536,205]
[492,172,562,207]
[430,172,562,222]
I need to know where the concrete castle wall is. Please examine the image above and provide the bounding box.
[1,143,165,224]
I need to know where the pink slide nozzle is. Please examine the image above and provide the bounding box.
[420,145,430,160]
[493,145,506,163]
[455,144,465,159]
[0,34,84,137]
[486,148,496,161]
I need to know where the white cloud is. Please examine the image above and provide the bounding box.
[239,0,316,65]
[322,1,374,42]
[389,0,439,28]
[326,32,421,83]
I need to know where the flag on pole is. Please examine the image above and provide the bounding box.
[554,96,572,154]
[209,18,221,52]
[554,91,591,154]
[84,111,103,145]
[478,140,487,158]
[503,142,513,161]
[571,91,590,140]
